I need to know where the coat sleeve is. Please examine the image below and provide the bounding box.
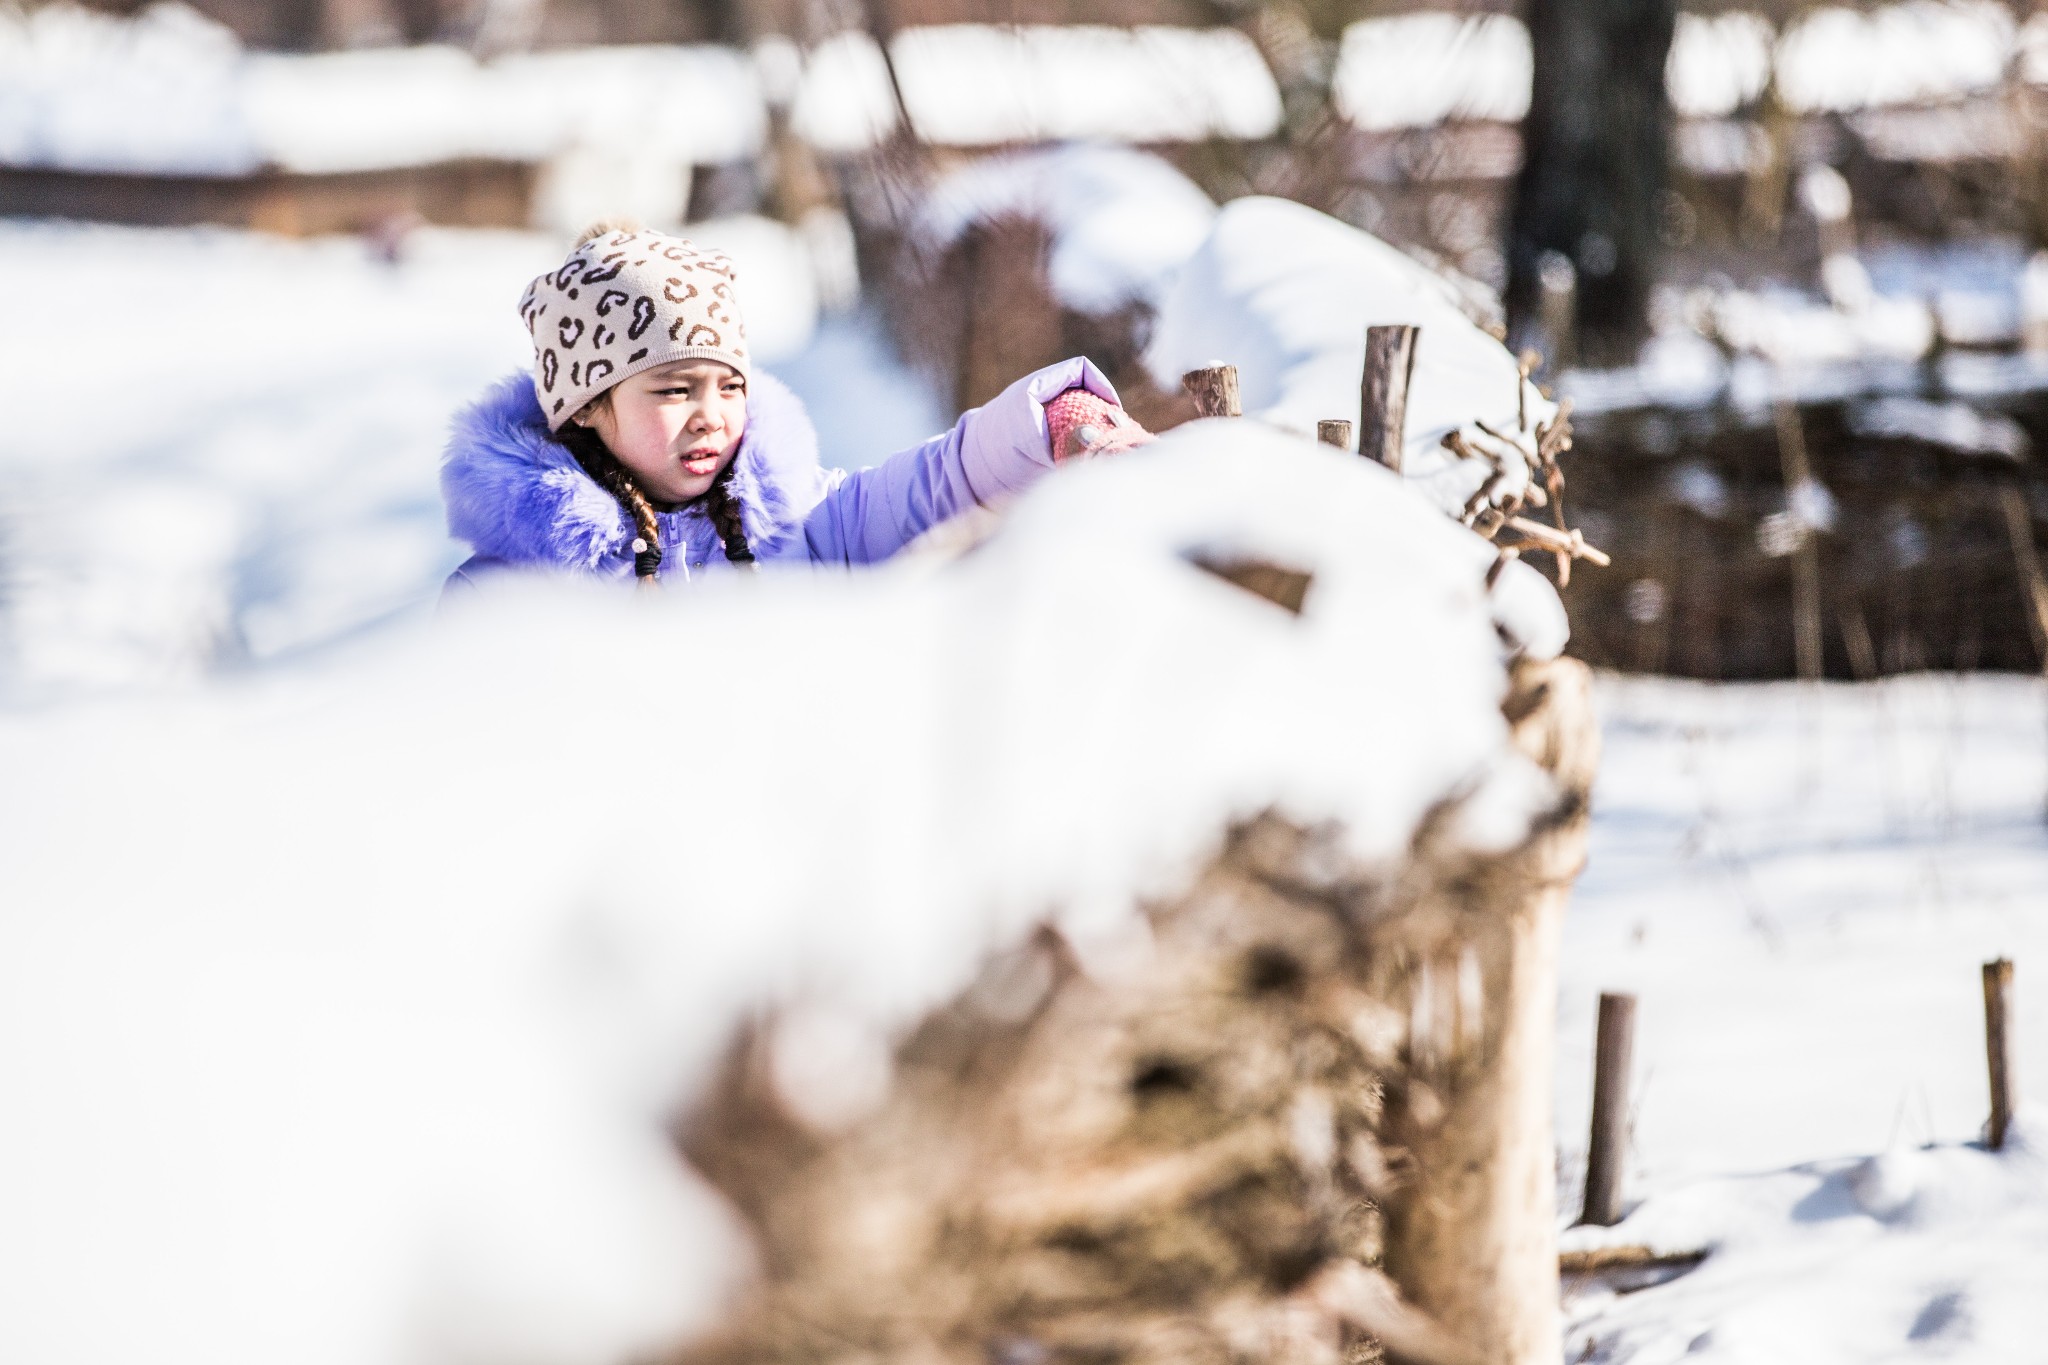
[798,357,1121,565]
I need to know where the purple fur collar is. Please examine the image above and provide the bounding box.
[440,370,830,572]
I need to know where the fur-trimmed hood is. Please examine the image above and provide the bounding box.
[441,370,833,576]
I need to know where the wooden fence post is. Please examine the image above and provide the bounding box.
[1316,419,1353,450]
[1380,657,1598,1365]
[1997,487,2048,669]
[1773,401,1825,682]
[1360,325,1419,471]
[1182,365,1241,418]
[1580,991,1636,1226]
[1985,958,2016,1150]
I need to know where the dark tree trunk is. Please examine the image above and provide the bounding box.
[1506,0,1678,370]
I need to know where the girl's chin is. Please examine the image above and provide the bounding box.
[655,454,728,501]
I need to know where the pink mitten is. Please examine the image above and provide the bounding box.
[1044,387,1155,462]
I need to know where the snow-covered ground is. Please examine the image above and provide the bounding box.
[1560,674,2048,1361]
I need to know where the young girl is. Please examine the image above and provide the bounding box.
[440,225,1152,592]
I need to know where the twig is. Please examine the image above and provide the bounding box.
[1501,517,1611,568]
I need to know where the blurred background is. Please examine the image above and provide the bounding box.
[15,0,2048,692]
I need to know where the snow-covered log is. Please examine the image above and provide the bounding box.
[674,652,1594,1365]
[0,419,1582,1365]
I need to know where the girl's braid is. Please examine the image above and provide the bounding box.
[558,421,665,580]
[701,464,756,566]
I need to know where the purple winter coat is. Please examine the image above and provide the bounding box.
[439,357,1121,593]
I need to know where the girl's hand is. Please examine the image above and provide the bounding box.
[1044,387,1155,462]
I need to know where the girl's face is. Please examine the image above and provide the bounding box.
[579,359,748,504]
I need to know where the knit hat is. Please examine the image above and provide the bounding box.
[518,228,751,431]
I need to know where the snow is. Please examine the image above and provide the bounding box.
[13,0,2043,179]
[910,144,1217,315]
[1562,1131,2048,1361]
[794,25,1281,150]
[1665,13,1774,121]
[1558,674,2048,1361]
[1332,10,1777,131]
[0,2,764,176]
[246,42,764,173]
[1560,236,2048,415]
[0,418,1556,1365]
[0,217,863,692]
[1334,3,2029,133]
[2,7,1272,168]
[1332,12,1532,132]
[1144,195,1558,529]
[787,31,899,154]
[1707,285,1936,369]
[1846,395,2030,460]
[1777,1,2013,115]
[0,1,250,173]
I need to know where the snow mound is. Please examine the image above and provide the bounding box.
[1563,1112,2048,1362]
[910,144,1216,315]
[1145,196,1555,520]
[0,418,1555,1365]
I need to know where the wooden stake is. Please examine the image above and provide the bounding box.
[1181,365,1241,419]
[1580,991,1636,1226]
[1317,419,1353,450]
[1985,958,2016,1151]
[1360,324,1419,472]
[1774,401,1824,681]
[1998,486,2048,671]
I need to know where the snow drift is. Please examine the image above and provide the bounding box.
[0,418,1563,1365]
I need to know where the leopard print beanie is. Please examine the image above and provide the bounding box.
[518,229,750,431]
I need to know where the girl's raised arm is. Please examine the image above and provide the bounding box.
[798,357,1125,565]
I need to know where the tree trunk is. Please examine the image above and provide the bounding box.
[1506,0,1678,369]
